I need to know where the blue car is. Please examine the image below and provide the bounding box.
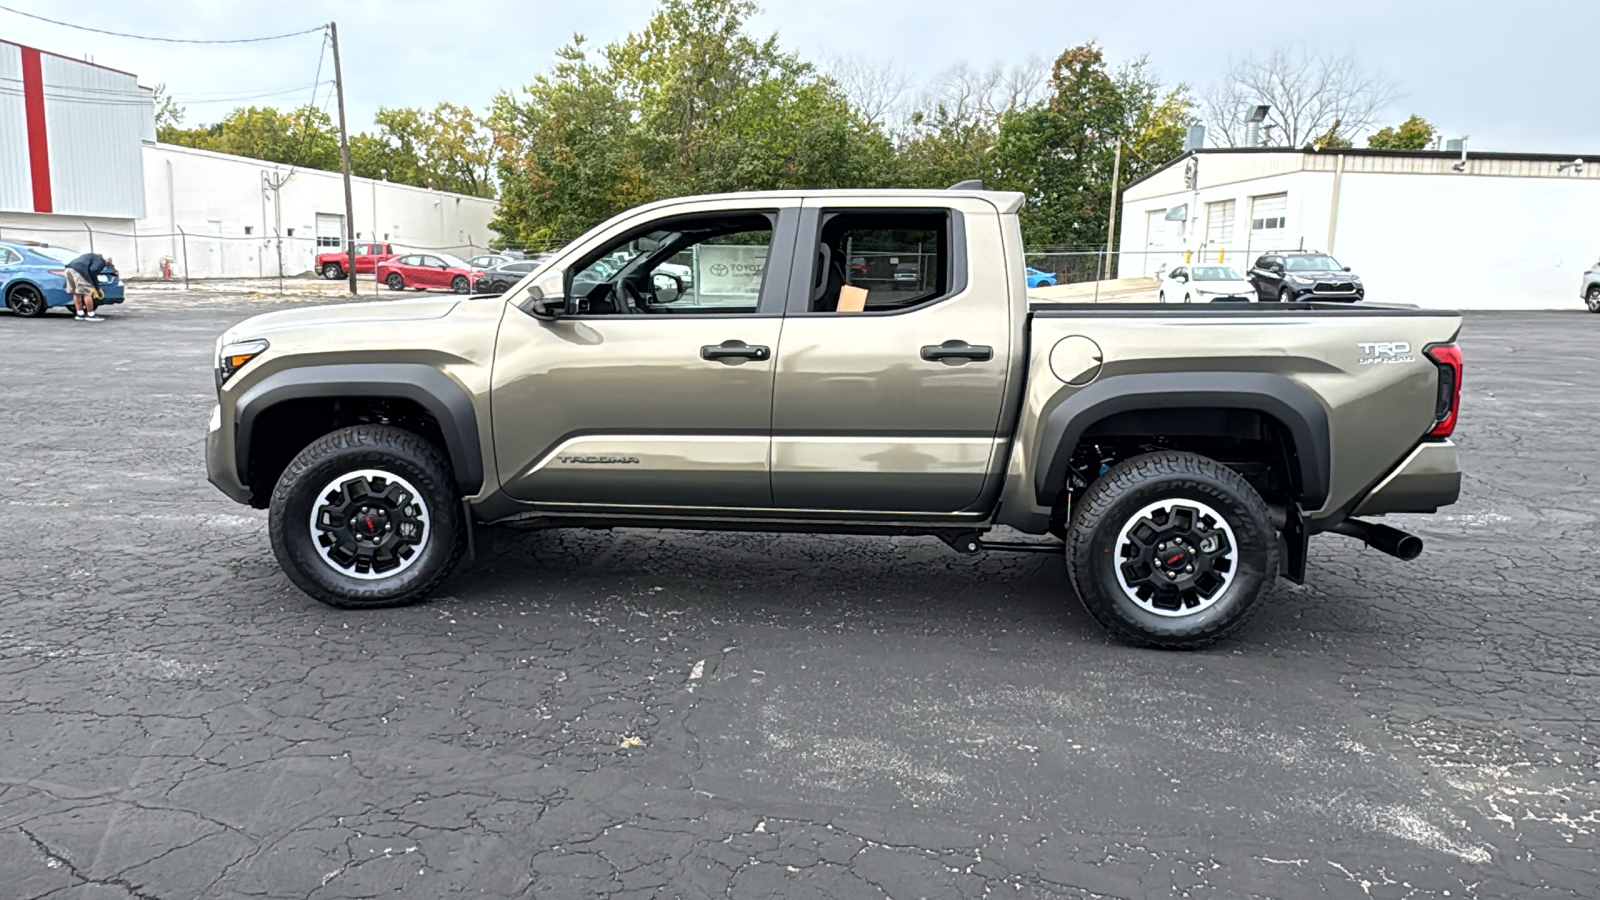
[1025,266,1057,288]
[2,243,126,318]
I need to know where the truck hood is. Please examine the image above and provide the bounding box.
[222,297,461,342]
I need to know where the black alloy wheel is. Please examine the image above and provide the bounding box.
[6,284,47,317]
[386,272,405,291]
[451,275,469,294]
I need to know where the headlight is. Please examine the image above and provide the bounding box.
[1289,275,1314,285]
[217,339,269,384]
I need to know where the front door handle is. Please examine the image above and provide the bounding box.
[701,340,771,363]
[921,340,993,364]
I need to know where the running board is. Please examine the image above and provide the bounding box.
[938,531,1065,555]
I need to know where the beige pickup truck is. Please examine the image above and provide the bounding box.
[206,188,1463,648]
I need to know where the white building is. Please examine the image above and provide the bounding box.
[1118,147,1600,310]
[0,39,497,278]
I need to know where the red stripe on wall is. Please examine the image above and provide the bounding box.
[20,46,52,213]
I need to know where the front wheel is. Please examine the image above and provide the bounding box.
[451,275,469,294]
[6,284,48,317]
[1586,285,1600,313]
[322,263,343,279]
[1278,287,1295,303]
[385,273,404,291]
[1065,451,1278,649]
[268,425,464,609]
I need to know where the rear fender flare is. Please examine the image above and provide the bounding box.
[233,363,484,495]
[1034,372,1331,509]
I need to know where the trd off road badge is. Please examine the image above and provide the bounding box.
[1357,341,1415,365]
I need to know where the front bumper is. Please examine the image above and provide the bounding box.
[1353,440,1461,516]
[205,404,252,504]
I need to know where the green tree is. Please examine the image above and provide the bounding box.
[158,105,340,170]
[1367,114,1436,150]
[490,0,888,246]
[351,104,496,197]
[151,83,185,136]
[991,44,1193,247]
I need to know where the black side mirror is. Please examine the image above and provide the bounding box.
[651,272,685,304]
[1342,266,1351,272]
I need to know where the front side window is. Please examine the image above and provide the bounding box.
[808,211,950,313]
[566,212,774,316]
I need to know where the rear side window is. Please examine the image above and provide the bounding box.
[809,211,950,313]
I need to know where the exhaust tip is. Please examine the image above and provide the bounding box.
[1394,534,1423,561]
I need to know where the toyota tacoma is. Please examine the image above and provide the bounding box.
[206,188,1464,648]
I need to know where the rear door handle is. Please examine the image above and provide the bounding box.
[701,340,770,363]
[921,340,993,364]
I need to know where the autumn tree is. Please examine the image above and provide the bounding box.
[1367,114,1436,150]
[490,0,888,247]
[351,104,496,197]
[158,105,341,170]
[992,45,1193,247]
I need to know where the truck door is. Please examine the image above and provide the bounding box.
[769,202,1013,513]
[492,204,798,509]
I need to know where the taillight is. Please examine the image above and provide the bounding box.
[1424,343,1462,437]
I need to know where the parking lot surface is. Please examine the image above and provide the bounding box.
[1,295,1596,899]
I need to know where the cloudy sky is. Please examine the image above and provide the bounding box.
[9,0,1596,153]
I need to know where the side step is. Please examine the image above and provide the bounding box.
[938,531,1065,556]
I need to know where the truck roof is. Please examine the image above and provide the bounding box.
[622,188,1026,216]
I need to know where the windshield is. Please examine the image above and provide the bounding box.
[31,246,80,263]
[1285,255,1341,272]
[436,253,471,268]
[1191,266,1243,281]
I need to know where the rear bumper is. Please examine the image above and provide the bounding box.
[1353,440,1461,516]
[205,404,252,505]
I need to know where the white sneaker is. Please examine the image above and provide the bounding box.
[84,313,105,322]
[74,311,86,320]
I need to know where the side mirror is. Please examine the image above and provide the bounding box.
[651,272,685,304]
[1342,266,1352,272]
[522,270,569,319]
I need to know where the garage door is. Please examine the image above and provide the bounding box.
[315,213,345,249]
[1143,209,1166,276]
[1205,200,1235,255]
[1248,194,1287,252]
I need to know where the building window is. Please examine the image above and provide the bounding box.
[286,228,295,237]
[244,226,253,235]
[1251,216,1285,230]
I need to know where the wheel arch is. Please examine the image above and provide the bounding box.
[1034,372,1331,510]
[234,364,484,505]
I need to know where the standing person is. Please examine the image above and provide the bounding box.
[65,252,113,322]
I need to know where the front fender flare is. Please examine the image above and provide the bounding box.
[1033,372,1331,509]
[233,363,484,495]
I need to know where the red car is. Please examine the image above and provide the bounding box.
[374,252,484,294]
[316,242,395,279]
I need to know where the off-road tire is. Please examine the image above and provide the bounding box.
[269,425,463,609]
[1066,451,1278,649]
[322,263,343,279]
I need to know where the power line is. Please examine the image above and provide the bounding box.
[0,4,324,44]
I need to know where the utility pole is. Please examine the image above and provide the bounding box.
[262,169,291,293]
[330,22,357,296]
[1103,140,1122,281]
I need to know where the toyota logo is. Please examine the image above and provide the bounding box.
[709,263,729,277]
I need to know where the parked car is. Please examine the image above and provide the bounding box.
[468,253,514,270]
[374,253,484,293]
[317,242,395,279]
[1025,266,1057,289]
[206,187,1465,649]
[1160,264,1255,303]
[1248,251,1364,302]
[1,243,126,318]
[1581,259,1600,313]
[473,259,540,294]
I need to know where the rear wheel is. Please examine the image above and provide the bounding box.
[1586,285,1600,312]
[5,284,47,317]
[386,272,404,291]
[322,263,343,279]
[268,425,463,609]
[1066,451,1278,649]
[451,275,469,294]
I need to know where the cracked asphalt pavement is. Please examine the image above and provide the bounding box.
[1,295,1596,899]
